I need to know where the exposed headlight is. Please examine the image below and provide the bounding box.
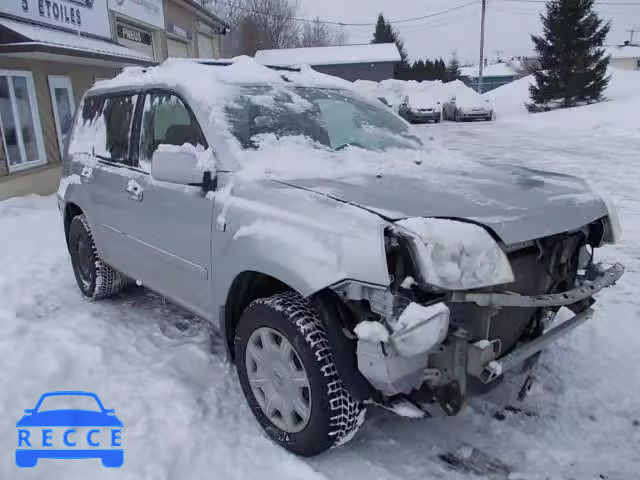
[393,218,515,291]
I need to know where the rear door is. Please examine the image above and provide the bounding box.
[78,93,144,275]
[115,90,215,316]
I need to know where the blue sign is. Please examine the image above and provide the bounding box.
[16,391,123,468]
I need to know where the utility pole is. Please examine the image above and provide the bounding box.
[478,0,487,93]
[627,28,638,45]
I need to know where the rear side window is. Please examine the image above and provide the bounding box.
[68,93,138,164]
[102,95,137,163]
[138,93,206,171]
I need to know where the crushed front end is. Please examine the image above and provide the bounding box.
[332,216,624,416]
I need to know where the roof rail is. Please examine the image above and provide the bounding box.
[196,59,301,72]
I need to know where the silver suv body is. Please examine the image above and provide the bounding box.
[58,58,623,456]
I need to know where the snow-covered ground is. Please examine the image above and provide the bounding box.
[2,74,640,479]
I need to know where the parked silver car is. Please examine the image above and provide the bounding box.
[58,58,623,457]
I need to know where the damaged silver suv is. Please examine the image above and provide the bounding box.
[58,58,624,456]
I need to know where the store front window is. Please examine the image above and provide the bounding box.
[0,71,46,172]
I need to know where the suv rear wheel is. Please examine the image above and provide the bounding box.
[68,214,129,300]
[235,292,365,456]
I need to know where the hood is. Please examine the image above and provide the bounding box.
[279,165,608,245]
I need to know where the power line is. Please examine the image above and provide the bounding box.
[398,10,480,32]
[211,0,478,27]
[497,0,640,5]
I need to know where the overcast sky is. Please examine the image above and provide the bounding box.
[298,0,640,65]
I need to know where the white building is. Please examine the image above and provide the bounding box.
[607,44,640,71]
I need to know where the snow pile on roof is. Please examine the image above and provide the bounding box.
[487,67,640,123]
[255,43,401,67]
[606,44,640,59]
[95,56,354,93]
[0,17,152,62]
[459,63,517,78]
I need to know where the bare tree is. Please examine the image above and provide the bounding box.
[332,25,347,46]
[209,0,347,56]
[301,17,331,47]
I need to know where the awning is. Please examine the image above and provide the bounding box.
[0,17,155,67]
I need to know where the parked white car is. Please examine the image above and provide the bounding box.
[442,90,495,122]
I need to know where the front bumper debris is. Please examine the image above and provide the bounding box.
[453,263,624,384]
[477,307,594,383]
[450,263,624,308]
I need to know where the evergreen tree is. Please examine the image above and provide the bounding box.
[371,13,410,78]
[371,14,394,44]
[434,58,447,80]
[446,56,461,81]
[529,0,610,110]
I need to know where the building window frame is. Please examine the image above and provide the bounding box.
[0,69,47,174]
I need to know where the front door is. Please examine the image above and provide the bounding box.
[48,76,75,157]
[117,91,214,316]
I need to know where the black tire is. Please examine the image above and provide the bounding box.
[235,292,365,456]
[68,214,129,300]
[454,109,460,122]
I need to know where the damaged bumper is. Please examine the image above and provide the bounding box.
[342,263,624,405]
[452,263,624,384]
[450,263,624,308]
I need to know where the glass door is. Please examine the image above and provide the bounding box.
[0,70,46,172]
[48,75,76,158]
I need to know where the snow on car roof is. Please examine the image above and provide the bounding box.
[255,43,401,67]
[91,56,355,95]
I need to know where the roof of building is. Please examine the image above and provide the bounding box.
[606,44,640,59]
[459,62,516,78]
[0,17,153,64]
[255,43,401,67]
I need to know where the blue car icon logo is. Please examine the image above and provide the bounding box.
[16,391,123,468]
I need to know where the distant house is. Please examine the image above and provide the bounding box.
[459,62,517,93]
[606,44,640,71]
[254,43,401,82]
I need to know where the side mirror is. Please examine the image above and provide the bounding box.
[151,147,210,187]
[24,409,34,414]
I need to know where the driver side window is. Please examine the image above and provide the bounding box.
[138,92,206,172]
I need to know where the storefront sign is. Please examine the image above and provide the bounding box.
[108,0,164,30]
[117,23,152,45]
[1,0,111,38]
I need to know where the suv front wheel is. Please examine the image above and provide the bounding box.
[68,214,129,300]
[235,292,365,456]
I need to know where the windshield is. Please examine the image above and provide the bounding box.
[225,86,423,152]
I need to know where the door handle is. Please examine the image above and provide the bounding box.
[80,165,93,183]
[125,179,143,201]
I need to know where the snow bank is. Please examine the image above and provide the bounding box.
[487,67,640,126]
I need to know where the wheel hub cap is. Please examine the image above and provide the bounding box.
[246,327,312,433]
